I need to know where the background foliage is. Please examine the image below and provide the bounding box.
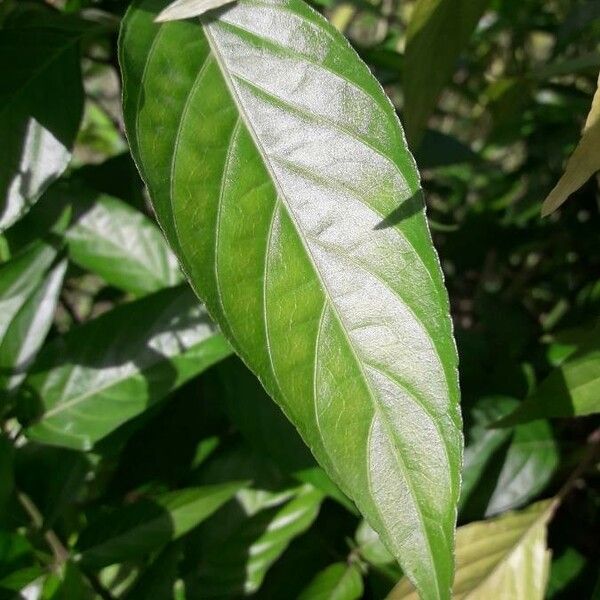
[0,0,599,598]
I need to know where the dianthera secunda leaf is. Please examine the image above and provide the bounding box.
[120,0,462,597]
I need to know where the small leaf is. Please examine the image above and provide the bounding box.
[156,0,237,22]
[389,500,553,600]
[495,337,600,426]
[0,29,83,232]
[0,259,67,393]
[24,287,232,450]
[120,2,462,597]
[66,191,183,295]
[187,484,324,596]
[77,483,245,568]
[541,71,600,216]
[403,0,491,146]
[298,562,364,600]
[461,397,558,518]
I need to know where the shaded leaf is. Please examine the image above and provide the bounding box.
[0,28,83,232]
[120,1,462,597]
[24,287,231,450]
[403,0,491,146]
[67,192,183,295]
[389,501,553,600]
[496,338,600,427]
[542,72,600,216]
[77,483,245,568]
[298,562,363,600]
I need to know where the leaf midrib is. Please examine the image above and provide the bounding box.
[202,21,442,598]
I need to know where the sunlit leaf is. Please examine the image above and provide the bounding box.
[24,287,232,450]
[120,1,462,596]
[541,72,600,216]
[389,501,553,600]
[298,562,363,600]
[156,0,237,21]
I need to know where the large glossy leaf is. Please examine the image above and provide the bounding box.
[24,286,232,450]
[0,28,83,232]
[298,562,364,600]
[403,0,491,146]
[120,1,462,597]
[497,338,600,426]
[77,483,245,568]
[389,500,553,600]
[460,397,558,518]
[66,191,183,295]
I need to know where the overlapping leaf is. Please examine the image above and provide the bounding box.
[0,28,83,232]
[120,1,462,596]
[298,562,364,600]
[389,501,553,600]
[24,287,231,450]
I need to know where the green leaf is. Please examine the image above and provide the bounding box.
[66,191,183,295]
[541,71,600,216]
[24,286,232,450]
[460,397,558,518]
[298,562,363,600]
[0,28,83,232]
[187,483,324,596]
[0,259,67,393]
[120,1,462,597]
[403,0,490,146]
[156,0,237,21]
[77,483,245,568]
[389,500,553,600]
[496,338,600,427]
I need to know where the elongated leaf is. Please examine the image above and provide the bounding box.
[156,0,237,21]
[298,562,363,600]
[389,501,553,600]
[187,484,324,596]
[0,259,67,393]
[0,28,83,232]
[403,0,490,146]
[66,192,183,295]
[461,397,558,518]
[120,2,462,597]
[541,72,600,216]
[77,483,245,568]
[24,286,232,450]
[496,338,600,427]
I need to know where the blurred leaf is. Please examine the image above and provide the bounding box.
[403,0,491,146]
[156,0,237,21]
[389,500,553,600]
[355,520,394,568]
[546,547,586,599]
[0,259,67,394]
[541,72,600,216]
[496,337,600,426]
[0,437,14,518]
[66,192,183,295]
[298,562,363,600]
[414,129,479,169]
[78,483,245,568]
[120,2,462,597]
[0,28,83,232]
[461,397,558,518]
[187,484,324,597]
[24,287,232,450]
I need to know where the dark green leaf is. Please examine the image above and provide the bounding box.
[120,2,462,596]
[24,287,232,450]
[0,28,83,231]
[77,483,245,568]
